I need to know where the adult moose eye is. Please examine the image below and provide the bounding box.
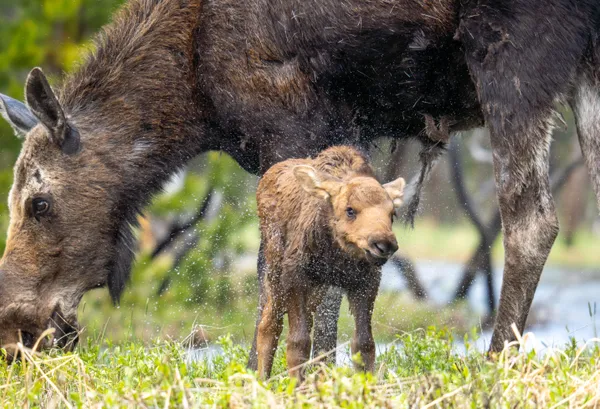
[346,207,356,219]
[32,197,51,220]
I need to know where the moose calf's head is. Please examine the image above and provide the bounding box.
[293,165,405,266]
[0,69,138,352]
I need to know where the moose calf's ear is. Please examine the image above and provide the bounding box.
[293,165,331,200]
[25,68,80,154]
[384,177,406,209]
[0,94,39,137]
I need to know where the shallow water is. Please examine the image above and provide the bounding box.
[381,260,600,354]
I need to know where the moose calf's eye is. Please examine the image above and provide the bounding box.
[346,207,356,219]
[32,198,50,219]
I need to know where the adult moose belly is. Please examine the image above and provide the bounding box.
[319,31,484,144]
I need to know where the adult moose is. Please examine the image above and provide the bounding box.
[0,0,599,358]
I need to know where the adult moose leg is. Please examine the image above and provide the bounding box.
[457,1,589,353]
[483,112,558,354]
[312,286,343,363]
[572,71,600,210]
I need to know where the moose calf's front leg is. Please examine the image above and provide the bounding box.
[286,290,313,381]
[347,284,378,372]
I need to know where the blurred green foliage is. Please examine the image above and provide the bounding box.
[149,152,259,309]
[0,0,125,252]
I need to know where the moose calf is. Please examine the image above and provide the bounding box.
[255,146,405,380]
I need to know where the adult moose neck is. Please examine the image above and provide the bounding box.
[58,0,207,300]
[61,0,207,194]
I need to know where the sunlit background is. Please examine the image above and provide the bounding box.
[1,0,599,355]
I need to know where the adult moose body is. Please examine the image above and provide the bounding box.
[0,0,599,358]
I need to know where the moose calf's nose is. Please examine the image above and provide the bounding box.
[369,238,398,258]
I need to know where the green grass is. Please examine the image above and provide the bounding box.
[80,282,476,347]
[3,327,600,407]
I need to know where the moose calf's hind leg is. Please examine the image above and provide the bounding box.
[256,293,283,380]
[248,242,267,371]
[286,290,313,381]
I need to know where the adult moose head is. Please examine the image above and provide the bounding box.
[0,0,205,351]
[0,70,89,350]
[2,0,600,360]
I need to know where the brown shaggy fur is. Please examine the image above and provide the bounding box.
[253,146,404,380]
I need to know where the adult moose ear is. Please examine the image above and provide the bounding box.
[293,165,341,200]
[384,176,406,209]
[0,93,38,137]
[25,68,80,154]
